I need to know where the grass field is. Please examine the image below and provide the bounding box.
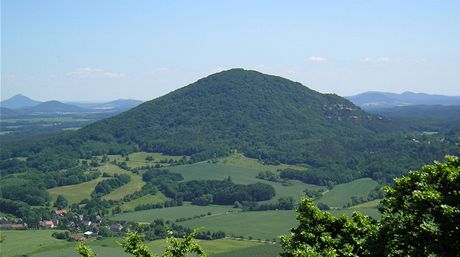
[119,192,168,212]
[110,152,188,169]
[317,178,379,208]
[102,173,145,201]
[217,153,307,172]
[48,177,104,204]
[0,230,71,257]
[329,207,382,219]
[97,163,126,175]
[12,235,281,257]
[112,203,237,223]
[168,162,325,204]
[178,210,298,240]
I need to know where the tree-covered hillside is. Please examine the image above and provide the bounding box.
[1,69,457,184]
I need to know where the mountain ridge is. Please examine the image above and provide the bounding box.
[346,91,460,109]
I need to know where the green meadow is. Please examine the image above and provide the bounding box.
[119,192,168,212]
[48,177,105,204]
[317,178,379,208]
[177,210,298,240]
[112,203,237,223]
[0,231,280,257]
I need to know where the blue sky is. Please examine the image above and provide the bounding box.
[2,0,459,101]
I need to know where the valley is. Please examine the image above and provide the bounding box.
[0,70,458,257]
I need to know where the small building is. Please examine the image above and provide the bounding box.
[71,233,85,241]
[110,223,123,232]
[83,231,95,238]
[41,220,55,229]
[54,210,68,216]
[10,224,26,230]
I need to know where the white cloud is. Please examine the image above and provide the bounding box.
[307,56,327,63]
[362,57,399,63]
[67,67,125,79]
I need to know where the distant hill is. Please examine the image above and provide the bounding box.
[368,105,460,121]
[91,99,143,110]
[0,107,17,116]
[0,94,42,109]
[3,69,456,185]
[346,91,460,109]
[79,69,376,164]
[24,100,86,113]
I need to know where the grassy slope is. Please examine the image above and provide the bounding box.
[111,152,187,169]
[178,210,298,240]
[112,203,237,223]
[317,178,379,208]
[102,173,145,201]
[169,161,325,204]
[48,177,105,204]
[0,230,70,257]
[119,192,168,212]
[12,235,278,257]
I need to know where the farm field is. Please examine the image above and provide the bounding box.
[2,232,279,257]
[217,153,307,172]
[97,163,126,175]
[168,162,325,204]
[111,152,188,169]
[119,192,168,212]
[48,177,105,204]
[111,203,237,223]
[317,178,379,208]
[102,172,145,201]
[178,210,298,240]
[0,230,70,257]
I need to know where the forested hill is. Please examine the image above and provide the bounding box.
[1,69,456,183]
[79,68,376,161]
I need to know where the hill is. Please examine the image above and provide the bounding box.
[79,69,377,165]
[2,69,456,184]
[23,100,86,113]
[0,94,42,109]
[346,91,460,109]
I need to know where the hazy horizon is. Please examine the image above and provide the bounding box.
[2,1,460,101]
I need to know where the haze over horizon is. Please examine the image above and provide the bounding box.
[2,1,460,101]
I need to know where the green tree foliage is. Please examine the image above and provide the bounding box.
[54,195,68,209]
[378,155,460,257]
[76,231,207,257]
[280,198,378,257]
[281,155,460,257]
[3,69,455,187]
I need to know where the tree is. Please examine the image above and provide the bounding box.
[280,198,378,257]
[280,155,460,257]
[378,155,460,257]
[54,195,68,210]
[76,231,207,257]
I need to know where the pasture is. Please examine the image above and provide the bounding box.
[0,230,70,257]
[119,192,168,212]
[112,203,237,223]
[178,210,298,240]
[1,232,280,257]
[317,178,379,208]
[48,177,105,204]
[168,162,325,204]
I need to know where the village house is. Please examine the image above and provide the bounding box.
[83,231,96,238]
[40,220,55,229]
[110,223,123,232]
[54,209,68,216]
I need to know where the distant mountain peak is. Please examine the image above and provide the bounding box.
[0,94,42,109]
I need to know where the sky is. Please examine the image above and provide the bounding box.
[1,0,459,101]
